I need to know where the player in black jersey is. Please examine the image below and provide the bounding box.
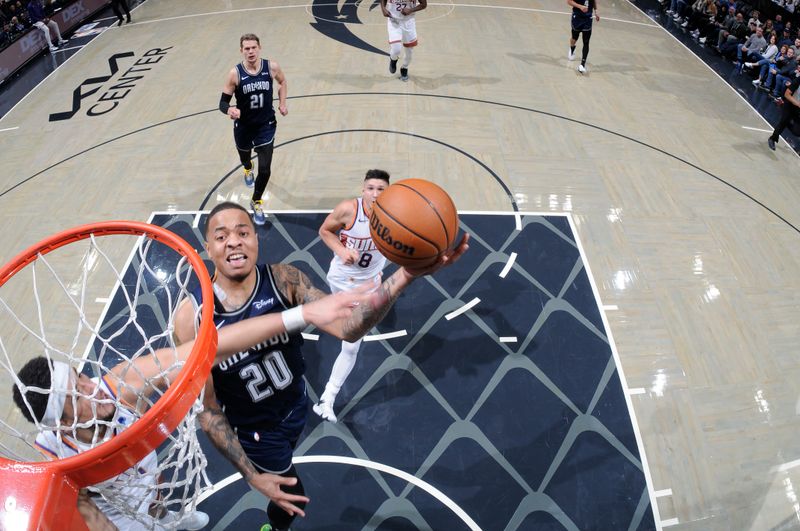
[174,202,469,530]
[568,0,600,74]
[219,33,288,226]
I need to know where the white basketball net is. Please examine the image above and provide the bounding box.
[0,231,211,530]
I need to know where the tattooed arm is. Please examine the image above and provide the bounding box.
[197,379,309,516]
[271,233,470,342]
[77,489,117,530]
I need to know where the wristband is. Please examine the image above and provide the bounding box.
[282,305,307,333]
[219,92,233,114]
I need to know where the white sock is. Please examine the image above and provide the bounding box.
[402,47,413,68]
[322,338,362,405]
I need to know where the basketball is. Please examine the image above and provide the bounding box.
[370,178,459,268]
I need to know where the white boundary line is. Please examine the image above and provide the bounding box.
[741,126,772,133]
[603,304,619,311]
[0,126,19,133]
[773,457,800,473]
[499,251,517,278]
[654,488,673,497]
[624,0,799,159]
[567,212,664,531]
[445,297,480,320]
[661,517,680,527]
[628,387,647,395]
[499,336,517,343]
[196,455,481,530]
[363,329,407,341]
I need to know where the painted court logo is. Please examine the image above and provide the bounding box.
[49,47,172,122]
[370,211,416,256]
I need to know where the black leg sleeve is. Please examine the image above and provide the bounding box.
[253,143,274,201]
[266,466,306,531]
[581,30,592,64]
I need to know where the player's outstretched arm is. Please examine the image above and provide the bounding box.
[111,290,370,402]
[197,380,309,517]
[272,233,469,342]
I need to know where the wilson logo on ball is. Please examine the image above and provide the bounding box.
[370,212,416,256]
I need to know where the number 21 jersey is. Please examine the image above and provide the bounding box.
[234,59,275,125]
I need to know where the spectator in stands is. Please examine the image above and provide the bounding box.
[26,0,65,53]
[792,37,800,56]
[772,56,800,100]
[744,32,779,71]
[773,14,783,36]
[747,10,762,31]
[732,26,766,68]
[0,23,10,47]
[762,47,796,96]
[705,5,736,45]
[750,42,788,86]
[686,0,717,40]
[778,28,793,48]
[8,15,24,36]
[717,11,747,52]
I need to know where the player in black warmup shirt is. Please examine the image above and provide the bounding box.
[568,0,600,74]
[219,33,288,226]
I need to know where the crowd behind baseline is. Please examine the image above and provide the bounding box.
[662,0,800,103]
[0,0,69,51]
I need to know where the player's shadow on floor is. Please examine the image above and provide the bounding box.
[507,51,651,76]
[410,74,502,90]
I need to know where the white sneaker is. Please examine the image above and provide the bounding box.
[159,510,210,530]
[699,37,707,43]
[681,20,689,27]
[568,49,575,61]
[313,400,338,423]
[578,64,587,74]
[752,78,761,85]
[49,45,58,53]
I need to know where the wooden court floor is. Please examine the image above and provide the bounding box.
[1,0,800,529]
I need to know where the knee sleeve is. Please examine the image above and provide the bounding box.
[581,31,592,60]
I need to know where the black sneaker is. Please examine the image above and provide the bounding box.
[768,138,776,150]
[400,67,408,81]
[389,58,397,74]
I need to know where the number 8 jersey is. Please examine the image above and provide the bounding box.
[234,58,275,126]
[190,264,305,429]
[327,197,387,289]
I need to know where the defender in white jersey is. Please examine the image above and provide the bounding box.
[380,0,427,81]
[314,169,390,423]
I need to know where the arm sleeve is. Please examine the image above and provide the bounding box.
[219,92,233,114]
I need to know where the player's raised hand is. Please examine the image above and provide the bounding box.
[338,248,359,265]
[402,233,470,278]
[248,473,309,517]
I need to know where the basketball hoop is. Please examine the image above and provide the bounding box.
[0,221,216,530]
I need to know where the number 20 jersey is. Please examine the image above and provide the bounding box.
[190,264,305,429]
[233,59,275,126]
